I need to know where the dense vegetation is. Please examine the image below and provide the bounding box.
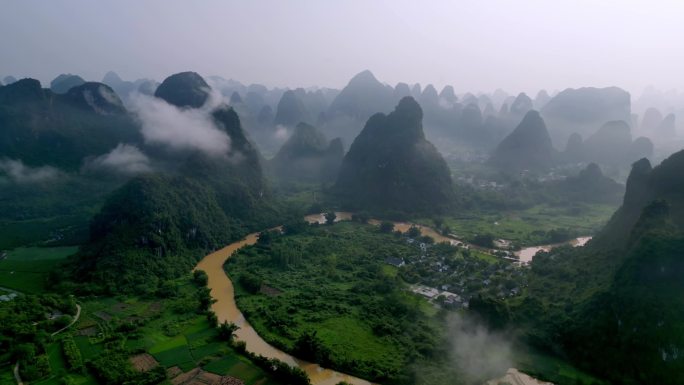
[0,293,77,380]
[3,67,682,385]
[0,78,141,170]
[0,269,305,385]
[64,72,287,294]
[68,174,246,294]
[488,150,684,385]
[226,221,454,384]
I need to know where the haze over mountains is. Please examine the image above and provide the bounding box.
[4,68,681,168]
[4,2,684,385]
[2,68,684,385]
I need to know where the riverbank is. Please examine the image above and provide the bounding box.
[515,236,592,263]
[194,232,374,385]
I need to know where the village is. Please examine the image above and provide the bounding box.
[386,236,527,310]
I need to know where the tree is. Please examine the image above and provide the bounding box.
[239,272,262,294]
[257,230,273,245]
[217,321,239,341]
[420,235,434,244]
[471,234,495,248]
[433,217,443,229]
[352,212,370,223]
[157,280,178,298]
[197,287,214,311]
[380,221,394,233]
[13,343,36,362]
[293,330,332,365]
[407,225,421,238]
[441,224,451,236]
[283,217,308,235]
[193,270,208,286]
[324,211,337,225]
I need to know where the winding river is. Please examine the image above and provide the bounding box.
[194,229,374,385]
[515,236,592,263]
[194,212,589,385]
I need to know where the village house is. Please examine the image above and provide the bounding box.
[384,257,405,267]
[0,293,18,302]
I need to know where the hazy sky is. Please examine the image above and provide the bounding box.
[2,0,684,94]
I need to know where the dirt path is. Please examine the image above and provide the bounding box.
[13,362,23,385]
[51,303,81,336]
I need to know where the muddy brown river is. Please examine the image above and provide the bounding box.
[194,230,374,385]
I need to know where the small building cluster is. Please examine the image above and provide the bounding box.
[386,235,527,310]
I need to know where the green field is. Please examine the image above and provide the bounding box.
[0,246,78,293]
[1,273,286,385]
[65,280,283,385]
[428,203,616,246]
[0,215,90,250]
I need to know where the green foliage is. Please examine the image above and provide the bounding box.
[227,221,443,383]
[0,79,141,170]
[0,294,77,364]
[379,221,394,233]
[193,270,208,287]
[87,350,134,384]
[406,225,421,238]
[293,330,332,366]
[507,155,684,385]
[20,353,50,380]
[0,246,78,293]
[324,211,337,225]
[351,212,370,224]
[238,272,262,294]
[217,321,239,341]
[469,233,495,248]
[70,174,249,294]
[282,217,309,235]
[197,286,214,312]
[61,335,84,372]
[433,203,615,247]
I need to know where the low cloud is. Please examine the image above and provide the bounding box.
[83,143,151,175]
[448,313,512,383]
[0,158,61,183]
[274,124,290,140]
[128,92,231,156]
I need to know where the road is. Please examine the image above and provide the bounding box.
[51,303,81,336]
